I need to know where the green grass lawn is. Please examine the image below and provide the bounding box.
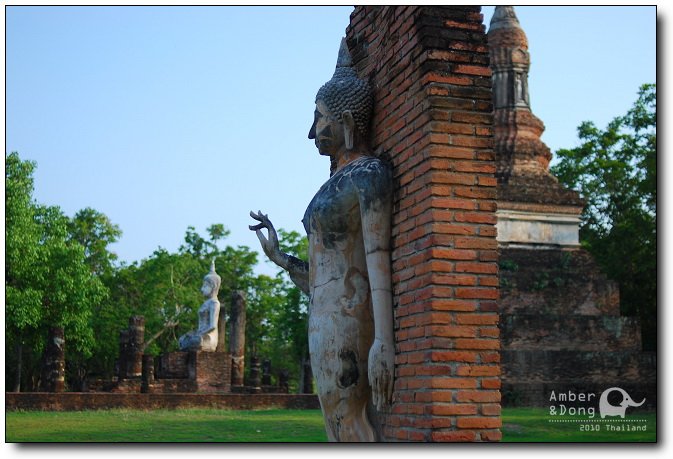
[5,407,656,443]
[5,408,329,442]
[503,407,656,442]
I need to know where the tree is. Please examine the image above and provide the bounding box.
[68,207,122,277]
[5,152,108,390]
[6,153,43,391]
[551,83,656,350]
[260,229,310,390]
[35,204,108,389]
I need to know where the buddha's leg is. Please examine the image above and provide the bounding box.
[179,332,201,351]
[309,315,377,442]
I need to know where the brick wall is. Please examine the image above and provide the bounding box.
[499,248,657,409]
[345,6,500,442]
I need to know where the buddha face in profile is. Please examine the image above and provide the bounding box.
[200,278,214,297]
[200,268,221,299]
[308,100,346,157]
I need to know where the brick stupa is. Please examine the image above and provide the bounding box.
[489,6,583,248]
[489,6,655,407]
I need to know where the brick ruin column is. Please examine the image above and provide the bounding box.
[39,326,66,392]
[127,316,145,378]
[262,359,272,385]
[141,354,154,393]
[249,355,262,393]
[229,290,246,388]
[118,316,145,381]
[345,6,499,441]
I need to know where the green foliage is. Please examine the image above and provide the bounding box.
[6,151,311,391]
[5,153,43,334]
[498,259,518,290]
[5,152,108,391]
[95,226,259,371]
[269,229,310,386]
[499,259,519,271]
[238,228,309,388]
[551,84,656,350]
[531,272,550,291]
[95,225,310,390]
[68,207,122,277]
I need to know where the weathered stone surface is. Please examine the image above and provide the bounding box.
[501,315,642,351]
[250,38,395,442]
[152,351,231,394]
[188,351,231,393]
[502,351,657,409]
[499,248,656,408]
[497,209,581,248]
[499,248,620,317]
[156,351,189,379]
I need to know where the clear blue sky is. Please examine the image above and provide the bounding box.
[5,5,657,276]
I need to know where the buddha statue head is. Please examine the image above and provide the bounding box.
[201,259,221,298]
[309,38,373,163]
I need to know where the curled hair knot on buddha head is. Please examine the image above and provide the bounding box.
[316,38,373,140]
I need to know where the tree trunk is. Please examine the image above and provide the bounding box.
[13,343,23,392]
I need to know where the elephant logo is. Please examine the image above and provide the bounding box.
[599,387,645,419]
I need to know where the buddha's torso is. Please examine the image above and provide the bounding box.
[301,156,388,441]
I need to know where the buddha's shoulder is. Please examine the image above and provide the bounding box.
[343,156,392,196]
[348,156,391,177]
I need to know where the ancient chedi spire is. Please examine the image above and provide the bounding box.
[488,6,583,248]
[488,6,581,203]
[489,6,531,112]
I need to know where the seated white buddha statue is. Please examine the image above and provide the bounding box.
[178,260,221,352]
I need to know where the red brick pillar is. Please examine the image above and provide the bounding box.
[346,6,500,442]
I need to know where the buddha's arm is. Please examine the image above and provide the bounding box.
[249,210,309,295]
[280,253,310,295]
[356,165,395,410]
[205,302,220,334]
